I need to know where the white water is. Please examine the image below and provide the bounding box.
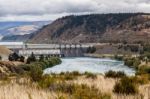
[44,57,135,75]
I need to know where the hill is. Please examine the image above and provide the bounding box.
[0,21,51,42]
[0,46,12,60]
[29,13,150,44]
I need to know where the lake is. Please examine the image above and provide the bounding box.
[44,57,135,75]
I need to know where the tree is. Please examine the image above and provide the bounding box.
[20,56,25,62]
[26,52,36,64]
[8,52,20,61]
[0,56,2,60]
[86,47,96,53]
[39,55,44,62]
[30,52,36,62]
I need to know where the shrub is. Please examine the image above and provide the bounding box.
[20,56,25,62]
[114,55,123,61]
[72,84,110,99]
[19,64,31,71]
[8,52,20,61]
[39,55,44,62]
[48,82,111,99]
[26,52,36,64]
[84,72,97,79]
[124,59,134,67]
[86,47,96,53]
[59,71,81,80]
[113,77,139,94]
[63,74,75,80]
[30,65,43,82]
[136,65,150,75]
[105,70,126,78]
[131,75,149,85]
[38,75,55,88]
[0,56,2,60]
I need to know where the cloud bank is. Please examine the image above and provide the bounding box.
[0,0,150,21]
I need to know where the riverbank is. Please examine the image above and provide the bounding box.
[84,53,139,58]
[0,54,150,98]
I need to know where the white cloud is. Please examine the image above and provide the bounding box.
[0,0,150,21]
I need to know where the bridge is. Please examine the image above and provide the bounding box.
[0,42,93,57]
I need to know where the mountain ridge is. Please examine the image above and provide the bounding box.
[29,13,150,44]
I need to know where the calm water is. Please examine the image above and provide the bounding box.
[44,57,135,75]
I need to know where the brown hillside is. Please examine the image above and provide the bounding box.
[29,13,150,44]
[0,45,12,56]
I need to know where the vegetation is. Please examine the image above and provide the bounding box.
[113,77,139,95]
[38,74,110,99]
[86,46,96,53]
[105,70,126,78]
[26,52,36,64]
[84,72,97,79]
[3,43,150,98]
[124,58,141,69]
[114,55,123,61]
[30,65,43,82]
[8,52,20,61]
[136,65,150,75]
[0,55,2,60]
[8,52,25,62]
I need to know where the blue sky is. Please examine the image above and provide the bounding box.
[0,0,150,21]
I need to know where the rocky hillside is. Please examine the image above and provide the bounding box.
[29,13,150,44]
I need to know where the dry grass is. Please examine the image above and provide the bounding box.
[1,75,150,99]
[72,75,116,93]
[72,75,150,99]
[0,78,59,99]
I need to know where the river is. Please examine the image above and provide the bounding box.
[44,57,135,75]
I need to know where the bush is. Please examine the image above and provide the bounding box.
[114,55,123,61]
[136,65,150,75]
[84,72,97,79]
[26,52,36,64]
[131,75,149,85]
[86,47,96,53]
[8,52,20,61]
[30,65,43,82]
[39,55,44,62]
[38,75,55,88]
[105,70,126,78]
[48,82,111,99]
[20,56,25,62]
[124,59,134,67]
[113,77,139,94]
[0,56,2,60]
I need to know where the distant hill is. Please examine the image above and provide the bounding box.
[29,13,150,44]
[0,45,12,60]
[0,21,51,42]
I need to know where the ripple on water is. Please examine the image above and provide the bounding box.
[44,57,135,76]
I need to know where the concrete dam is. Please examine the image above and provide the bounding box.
[0,42,93,57]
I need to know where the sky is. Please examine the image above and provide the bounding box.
[0,0,150,21]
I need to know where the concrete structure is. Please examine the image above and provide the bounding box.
[0,42,92,57]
